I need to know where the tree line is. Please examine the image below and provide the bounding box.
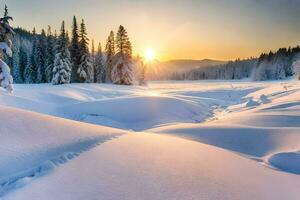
[170,47,300,81]
[9,15,135,85]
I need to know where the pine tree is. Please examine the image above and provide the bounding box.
[66,31,70,47]
[91,39,97,83]
[52,21,71,85]
[91,39,95,82]
[116,25,131,56]
[105,31,115,82]
[91,39,95,57]
[36,29,47,83]
[23,51,35,83]
[19,45,28,81]
[29,28,38,83]
[77,19,93,83]
[111,25,133,85]
[137,55,147,86]
[293,53,300,80]
[4,5,8,18]
[12,35,23,83]
[0,5,14,91]
[94,42,105,83]
[45,26,56,83]
[126,40,132,57]
[70,16,80,82]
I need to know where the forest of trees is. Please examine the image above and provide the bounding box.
[8,13,136,86]
[2,5,300,89]
[171,47,300,81]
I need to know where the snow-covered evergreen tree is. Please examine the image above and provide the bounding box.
[4,5,8,17]
[0,5,15,92]
[293,53,300,80]
[91,39,95,57]
[36,29,47,83]
[91,39,96,82]
[28,28,38,83]
[12,34,22,83]
[52,21,71,85]
[45,26,56,83]
[105,31,115,82]
[23,53,35,83]
[94,42,105,83]
[111,53,133,85]
[137,55,147,86]
[111,25,133,85]
[116,25,132,56]
[77,19,93,83]
[70,16,81,83]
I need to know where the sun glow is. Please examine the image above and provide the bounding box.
[145,48,156,61]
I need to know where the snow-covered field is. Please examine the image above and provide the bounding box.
[0,80,299,200]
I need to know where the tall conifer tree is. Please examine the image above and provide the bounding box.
[52,21,72,85]
[36,29,47,83]
[70,16,80,82]
[94,42,105,83]
[77,19,93,83]
[45,26,56,82]
[24,28,37,83]
[111,25,133,85]
[105,31,115,82]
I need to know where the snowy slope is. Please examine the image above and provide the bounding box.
[150,81,300,174]
[0,106,124,197]
[0,81,264,130]
[0,80,299,199]
[4,133,300,200]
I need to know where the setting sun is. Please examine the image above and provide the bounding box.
[145,48,156,61]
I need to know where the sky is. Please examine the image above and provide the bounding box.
[4,0,300,61]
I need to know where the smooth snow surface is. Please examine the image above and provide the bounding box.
[0,106,124,197]
[4,134,300,200]
[0,80,299,199]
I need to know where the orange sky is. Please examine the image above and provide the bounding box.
[6,0,300,61]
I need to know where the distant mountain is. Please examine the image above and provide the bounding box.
[146,59,227,80]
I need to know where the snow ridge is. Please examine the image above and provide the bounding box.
[0,135,120,197]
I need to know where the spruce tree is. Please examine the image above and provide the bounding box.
[77,19,93,83]
[36,29,47,83]
[0,5,14,92]
[30,28,38,83]
[23,28,37,83]
[91,39,97,83]
[45,26,56,83]
[91,39,95,57]
[111,25,133,85]
[52,21,71,85]
[137,55,147,86]
[66,31,70,47]
[116,25,131,56]
[12,35,22,83]
[70,16,80,82]
[4,5,8,18]
[19,46,28,81]
[94,42,105,83]
[23,52,35,83]
[105,31,115,82]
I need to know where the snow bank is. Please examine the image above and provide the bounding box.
[150,82,300,174]
[60,96,211,131]
[150,124,300,157]
[0,80,299,199]
[0,105,124,196]
[5,133,300,200]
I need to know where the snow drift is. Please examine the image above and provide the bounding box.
[0,105,124,196]
[60,96,211,131]
[0,80,299,199]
